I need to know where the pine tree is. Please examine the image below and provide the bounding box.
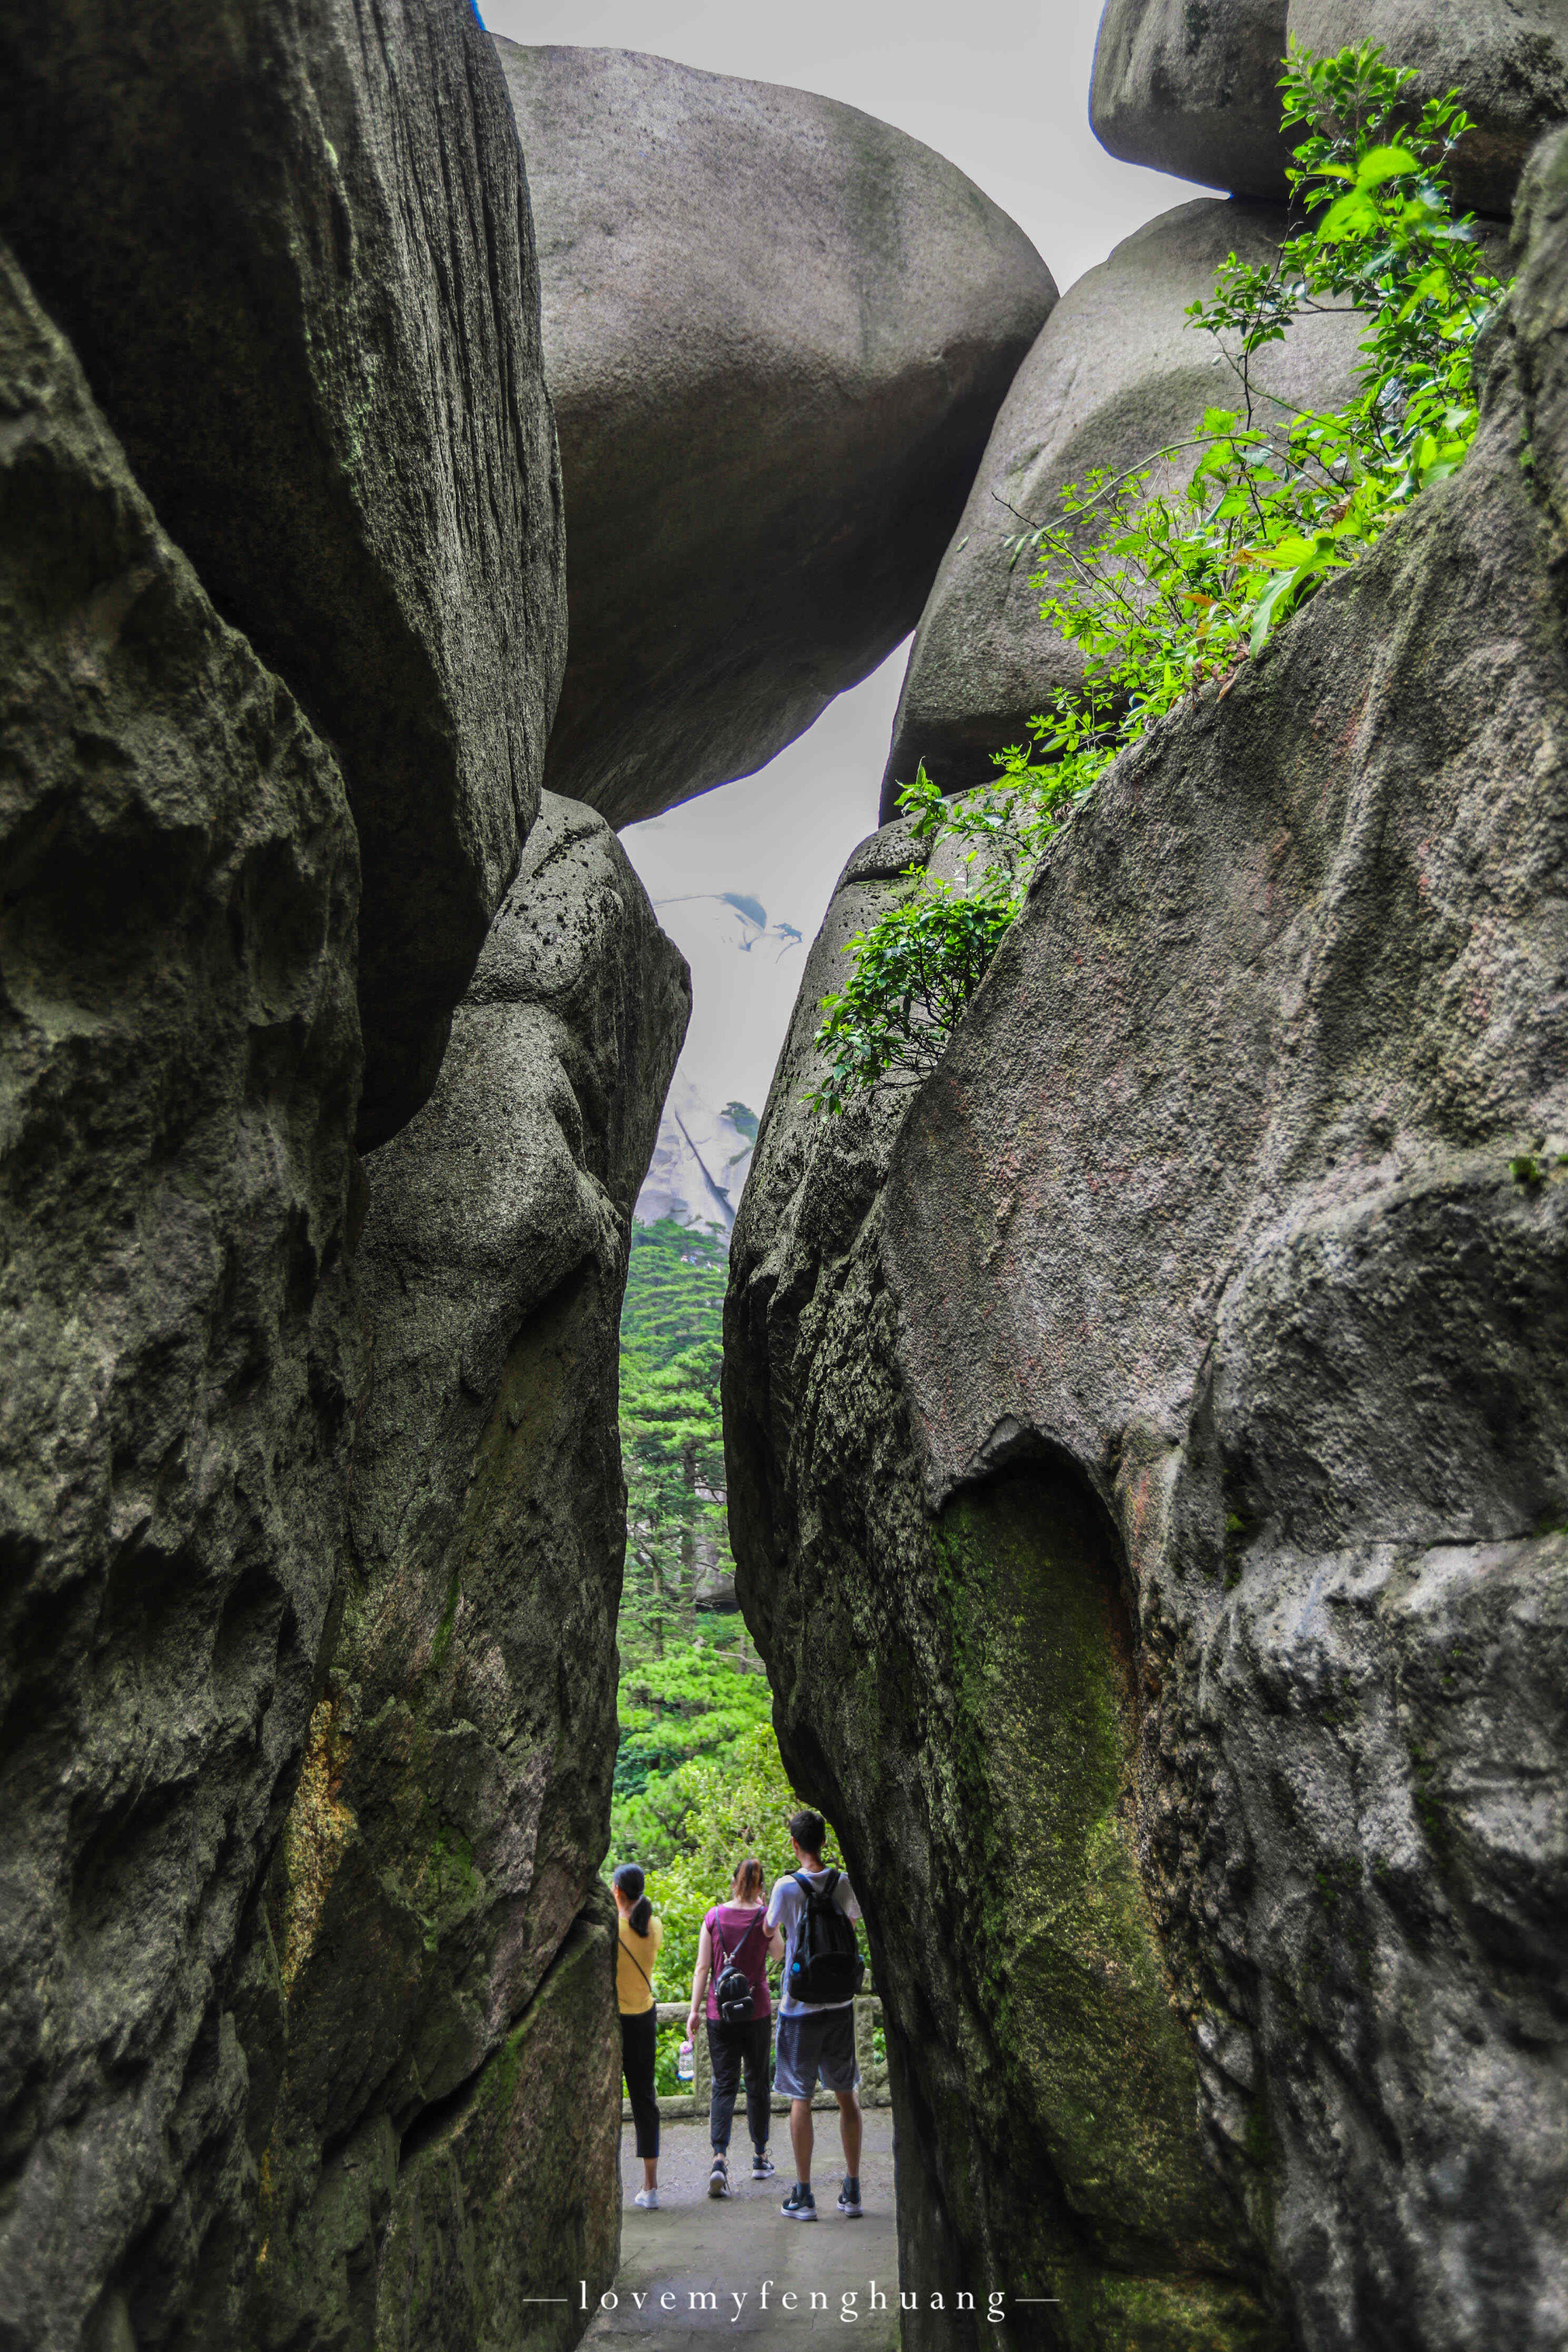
[619,1220,734,1662]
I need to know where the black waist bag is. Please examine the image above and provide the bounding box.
[712,1912,762,2024]
[786,1869,865,2005]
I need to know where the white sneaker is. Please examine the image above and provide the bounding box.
[633,2188,660,2210]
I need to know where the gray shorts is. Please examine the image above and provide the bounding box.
[774,2007,859,2100]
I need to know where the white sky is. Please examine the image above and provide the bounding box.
[485,0,1201,1119]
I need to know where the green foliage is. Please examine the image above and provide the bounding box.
[614,1648,775,1819]
[613,1216,838,1999]
[619,1219,733,1661]
[807,837,1020,1115]
[810,43,1511,1113]
[610,1648,838,1998]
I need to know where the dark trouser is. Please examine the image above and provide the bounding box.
[705,2014,772,2153]
[621,2008,660,2159]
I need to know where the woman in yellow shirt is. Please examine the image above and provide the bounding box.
[614,1863,663,2210]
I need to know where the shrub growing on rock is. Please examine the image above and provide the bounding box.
[813,42,1511,1111]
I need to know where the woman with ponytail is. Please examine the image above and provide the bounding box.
[613,1863,663,2209]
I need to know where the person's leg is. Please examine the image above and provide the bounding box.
[622,2008,660,2191]
[816,2008,863,2211]
[774,2014,819,2215]
[618,2009,660,2192]
[836,2088,863,2180]
[789,2095,814,2184]
[742,2016,772,2154]
[707,2019,742,2152]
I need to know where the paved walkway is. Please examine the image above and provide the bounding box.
[583,2115,900,2349]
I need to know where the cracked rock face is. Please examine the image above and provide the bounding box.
[727,138,1568,2352]
[495,39,1056,829]
[0,241,361,2352]
[252,796,689,2352]
[0,0,566,1147]
[879,198,1366,815]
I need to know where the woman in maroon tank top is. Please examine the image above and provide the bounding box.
[685,1856,785,2197]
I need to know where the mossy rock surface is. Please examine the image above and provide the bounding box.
[727,142,1568,2352]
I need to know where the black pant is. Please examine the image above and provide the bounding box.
[705,2014,772,2153]
[621,2008,660,2158]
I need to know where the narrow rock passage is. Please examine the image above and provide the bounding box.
[584,2118,899,2348]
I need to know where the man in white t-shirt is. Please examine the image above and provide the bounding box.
[765,1808,863,2222]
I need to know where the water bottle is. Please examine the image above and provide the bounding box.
[677,2036,694,2082]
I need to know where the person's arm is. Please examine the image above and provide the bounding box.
[764,1882,792,1979]
[686,1922,712,2041]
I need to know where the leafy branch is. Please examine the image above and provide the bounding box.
[810,41,1510,1115]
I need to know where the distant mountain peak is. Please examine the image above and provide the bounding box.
[635,1073,758,1232]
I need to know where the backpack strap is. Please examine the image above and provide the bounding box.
[712,1907,763,1985]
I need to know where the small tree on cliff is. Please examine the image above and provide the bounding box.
[810,41,1510,1116]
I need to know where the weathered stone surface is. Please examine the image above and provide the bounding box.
[1090,0,1292,200]
[881,199,1365,812]
[495,40,1056,829]
[253,795,687,2348]
[728,163,1568,2352]
[0,0,566,1146]
[376,1898,620,2352]
[0,242,360,2352]
[1289,0,1568,217]
[1091,0,1568,217]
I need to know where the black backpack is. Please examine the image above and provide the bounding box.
[785,1870,865,2005]
[711,1911,762,2024]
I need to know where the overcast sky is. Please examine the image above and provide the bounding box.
[485,0,1199,1119]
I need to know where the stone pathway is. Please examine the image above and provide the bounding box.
[582,2115,900,2349]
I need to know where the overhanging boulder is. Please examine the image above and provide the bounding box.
[497,40,1056,828]
[0,0,566,1146]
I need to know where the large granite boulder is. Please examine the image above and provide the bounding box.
[0,243,360,2352]
[1288,0,1568,218]
[1090,0,1292,199]
[495,41,1056,828]
[0,0,566,1147]
[252,796,688,2350]
[880,199,1365,813]
[1091,0,1568,218]
[728,149,1568,2352]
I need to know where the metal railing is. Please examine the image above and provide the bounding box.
[623,1995,890,2120]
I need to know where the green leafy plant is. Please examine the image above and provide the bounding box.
[619,1218,735,1660]
[613,1217,836,1999]
[810,42,1510,1113]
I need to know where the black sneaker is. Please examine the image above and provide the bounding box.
[780,2182,817,2221]
[837,2176,863,2217]
[752,2148,776,2179]
[708,2153,729,2199]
